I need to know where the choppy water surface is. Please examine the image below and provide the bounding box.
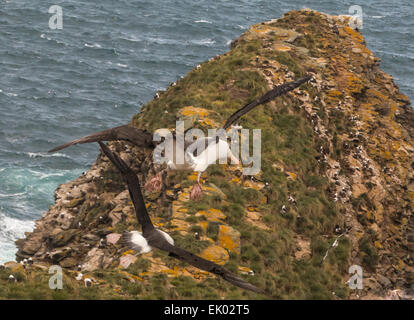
[0,0,412,263]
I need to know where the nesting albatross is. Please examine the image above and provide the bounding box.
[49,75,311,200]
[98,141,264,294]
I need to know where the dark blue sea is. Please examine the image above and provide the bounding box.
[0,0,413,262]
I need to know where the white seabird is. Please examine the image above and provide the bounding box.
[84,278,92,287]
[122,230,174,255]
[98,238,106,248]
[184,136,240,200]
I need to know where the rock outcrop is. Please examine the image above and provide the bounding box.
[4,9,413,299]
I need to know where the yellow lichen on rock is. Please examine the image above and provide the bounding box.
[242,180,265,190]
[197,220,209,232]
[178,106,218,128]
[199,245,229,265]
[274,43,292,51]
[238,266,254,275]
[121,250,134,257]
[179,106,210,118]
[196,208,226,223]
[218,225,241,254]
[347,73,366,94]
[119,270,142,282]
[343,26,365,43]
[286,171,297,181]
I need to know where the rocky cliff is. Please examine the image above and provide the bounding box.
[2,9,413,299]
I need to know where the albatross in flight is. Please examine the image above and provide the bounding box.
[98,141,264,294]
[49,75,311,200]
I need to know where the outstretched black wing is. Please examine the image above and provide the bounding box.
[99,141,264,294]
[222,75,311,130]
[49,125,154,153]
[98,142,155,236]
[153,239,264,294]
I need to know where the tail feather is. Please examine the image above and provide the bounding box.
[122,231,132,247]
[121,231,145,253]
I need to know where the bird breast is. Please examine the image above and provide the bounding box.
[191,139,231,172]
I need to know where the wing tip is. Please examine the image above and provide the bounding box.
[121,231,131,244]
[48,140,80,153]
[48,145,66,153]
[224,273,265,295]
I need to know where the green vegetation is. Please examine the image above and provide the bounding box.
[358,232,379,272]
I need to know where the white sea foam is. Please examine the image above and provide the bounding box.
[194,19,212,24]
[372,16,385,19]
[27,169,66,180]
[117,63,128,68]
[27,152,71,159]
[40,33,52,41]
[146,37,176,45]
[192,38,216,46]
[84,42,102,48]
[123,35,140,42]
[1,90,18,97]
[0,212,35,264]
[0,192,26,198]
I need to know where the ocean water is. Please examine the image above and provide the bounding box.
[0,0,412,263]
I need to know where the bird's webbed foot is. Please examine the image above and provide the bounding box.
[144,170,164,193]
[190,182,203,201]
